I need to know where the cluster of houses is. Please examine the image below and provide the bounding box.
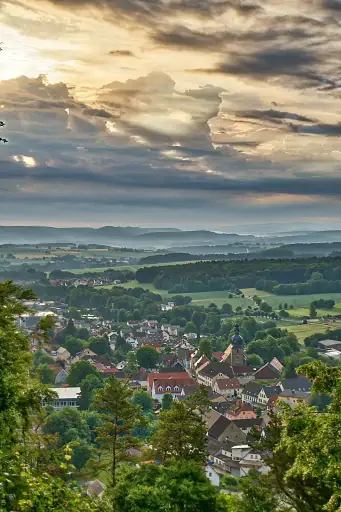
[20,300,326,488]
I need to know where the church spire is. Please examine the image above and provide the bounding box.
[231,323,243,348]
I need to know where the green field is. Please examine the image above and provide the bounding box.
[288,303,341,318]
[278,321,330,343]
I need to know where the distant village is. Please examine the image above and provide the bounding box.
[15,296,337,488]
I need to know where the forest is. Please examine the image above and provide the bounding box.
[135,256,341,295]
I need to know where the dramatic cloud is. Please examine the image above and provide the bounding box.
[1,0,341,228]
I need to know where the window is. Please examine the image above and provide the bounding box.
[166,386,171,392]
[174,386,179,391]
[158,386,163,392]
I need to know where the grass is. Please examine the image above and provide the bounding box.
[242,288,273,297]
[97,280,253,307]
[261,293,341,309]
[278,321,330,343]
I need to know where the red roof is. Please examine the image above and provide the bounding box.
[147,372,191,391]
[152,377,197,394]
[215,378,241,390]
[213,352,224,361]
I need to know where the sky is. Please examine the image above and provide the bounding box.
[1,0,341,231]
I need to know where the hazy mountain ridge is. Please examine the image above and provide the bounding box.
[2,226,341,250]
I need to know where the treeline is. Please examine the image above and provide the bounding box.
[135,256,341,294]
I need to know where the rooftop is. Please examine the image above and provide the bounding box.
[52,387,81,399]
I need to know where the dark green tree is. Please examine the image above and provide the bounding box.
[161,393,173,411]
[114,460,219,512]
[310,303,317,319]
[150,390,209,463]
[89,335,110,356]
[132,390,153,413]
[38,363,56,384]
[198,338,212,359]
[79,374,104,410]
[65,336,85,357]
[136,346,159,369]
[67,360,100,386]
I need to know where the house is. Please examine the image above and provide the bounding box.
[42,387,80,410]
[232,365,255,385]
[229,445,268,477]
[72,348,97,364]
[141,341,162,352]
[205,409,224,430]
[192,354,210,374]
[212,378,242,397]
[277,389,312,405]
[205,463,221,487]
[278,376,312,393]
[151,376,197,401]
[231,418,263,435]
[253,360,282,380]
[86,480,106,498]
[197,362,235,388]
[55,368,69,384]
[208,415,246,444]
[212,352,224,362]
[318,339,341,352]
[242,383,281,406]
[324,349,341,360]
[56,347,71,362]
[147,372,191,393]
[226,400,257,420]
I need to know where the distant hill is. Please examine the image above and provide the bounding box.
[2,226,341,251]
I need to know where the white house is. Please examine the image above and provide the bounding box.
[205,463,220,487]
[42,387,81,410]
[55,368,69,385]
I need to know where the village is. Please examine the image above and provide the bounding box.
[16,295,329,492]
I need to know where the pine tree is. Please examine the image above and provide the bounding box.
[92,377,146,500]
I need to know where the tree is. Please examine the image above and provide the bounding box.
[65,336,85,356]
[79,374,104,410]
[279,309,290,318]
[136,346,159,369]
[191,310,204,340]
[161,393,173,411]
[71,441,94,471]
[89,335,111,356]
[65,318,77,337]
[125,351,138,373]
[221,303,233,315]
[38,363,56,384]
[247,362,341,512]
[260,301,272,313]
[92,377,145,496]
[43,408,91,446]
[0,282,104,510]
[114,460,220,512]
[198,338,212,359]
[246,354,264,368]
[310,303,317,319]
[184,321,197,334]
[150,389,209,463]
[67,360,100,386]
[132,390,153,413]
[0,281,54,451]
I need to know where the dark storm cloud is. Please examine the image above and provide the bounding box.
[2,155,341,199]
[217,48,319,77]
[237,109,316,124]
[323,0,341,10]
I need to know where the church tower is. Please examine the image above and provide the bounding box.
[223,324,245,366]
